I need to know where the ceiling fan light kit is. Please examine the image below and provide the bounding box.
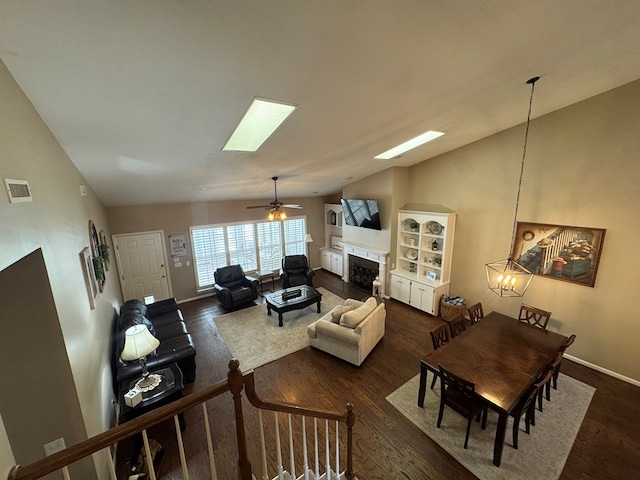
[247,176,302,221]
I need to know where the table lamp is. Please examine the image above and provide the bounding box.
[121,324,161,391]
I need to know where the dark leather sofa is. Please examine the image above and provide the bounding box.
[214,264,259,309]
[280,255,314,288]
[112,298,196,392]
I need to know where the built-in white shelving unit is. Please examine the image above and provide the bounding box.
[320,203,344,276]
[390,204,456,316]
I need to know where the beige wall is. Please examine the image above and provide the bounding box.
[106,196,328,301]
[404,79,640,383]
[0,60,120,478]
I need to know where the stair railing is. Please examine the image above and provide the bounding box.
[7,359,356,480]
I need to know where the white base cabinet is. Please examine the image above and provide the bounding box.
[389,272,448,316]
[321,248,343,276]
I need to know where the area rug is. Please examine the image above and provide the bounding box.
[214,287,345,370]
[386,373,595,480]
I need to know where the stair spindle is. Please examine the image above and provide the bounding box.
[174,415,189,480]
[288,413,296,479]
[141,429,157,480]
[202,403,219,480]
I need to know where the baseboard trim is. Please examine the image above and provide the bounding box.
[177,293,212,304]
[564,353,640,387]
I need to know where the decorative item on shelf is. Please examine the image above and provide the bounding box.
[485,76,539,297]
[426,256,434,265]
[429,222,443,235]
[409,238,416,247]
[434,256,442,267]
[409,263,416,273]
[406,249,418,260]
[426,271,437,281]
[431,239,438,251]
[409,220,419,232]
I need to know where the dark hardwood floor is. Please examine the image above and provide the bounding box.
[141,270,640,479]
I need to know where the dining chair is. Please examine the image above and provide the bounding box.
[437,364,488,449]
[467,302,484,325]
[537,352,563,411]
[447,313,467,338]
[539,334,577,410]
[552,334,576,390]
[519,303,552,330]
[428,323,451,388]
[511,369,553,449]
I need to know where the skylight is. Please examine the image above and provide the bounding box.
[374,130,445,159]
[222,98,297,152]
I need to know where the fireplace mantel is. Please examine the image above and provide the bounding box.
[340,242,389,297]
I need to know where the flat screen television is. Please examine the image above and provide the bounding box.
[341,198,382,230]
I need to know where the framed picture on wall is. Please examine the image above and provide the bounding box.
[511,222,606,287]
[80,247,97,309]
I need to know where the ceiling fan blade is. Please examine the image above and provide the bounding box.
[282,204,303,209]
[246,205,273,209]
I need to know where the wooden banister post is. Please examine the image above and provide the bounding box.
[227,359,253,480]
[345,403,356,480]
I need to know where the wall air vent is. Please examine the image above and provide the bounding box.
[4,178,32,203]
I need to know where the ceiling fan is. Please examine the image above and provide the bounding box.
[246,176,302,220]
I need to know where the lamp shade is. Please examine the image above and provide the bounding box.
[305,233,313,243]
[121,324,160,361]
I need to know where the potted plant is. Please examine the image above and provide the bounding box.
[92,256,105,282]
[99,243,110,264]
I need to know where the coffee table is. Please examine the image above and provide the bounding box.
[264,285,322,327]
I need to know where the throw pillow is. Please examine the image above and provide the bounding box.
[340,297,377,329]
[331,304,353,323]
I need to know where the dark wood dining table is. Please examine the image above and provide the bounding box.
[417,311,567,467]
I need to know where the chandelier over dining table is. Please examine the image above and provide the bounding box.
[485,76,540,297]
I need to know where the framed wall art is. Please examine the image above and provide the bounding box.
[80,247,97,309]
[511,222,606,287]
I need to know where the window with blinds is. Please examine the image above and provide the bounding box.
[190,216,306,291]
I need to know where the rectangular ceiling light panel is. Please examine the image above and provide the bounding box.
[375,130,445,159]
[223,98,297,152]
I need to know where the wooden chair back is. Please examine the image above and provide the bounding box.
[447,313,467,338]
[430,322,451,351]
[437,364,487,449]
[467,302,484,325]
[510,368,553,449]
[519,303,551,330]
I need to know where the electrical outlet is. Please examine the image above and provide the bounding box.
[43,437,66,456]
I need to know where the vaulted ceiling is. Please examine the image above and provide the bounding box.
[2,1,640,206]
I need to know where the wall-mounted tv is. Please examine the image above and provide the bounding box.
[341,198,382,231]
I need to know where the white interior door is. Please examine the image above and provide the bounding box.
[113,231,171,302]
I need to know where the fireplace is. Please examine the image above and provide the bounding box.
[340,242,389,298]
[349,255,379,291]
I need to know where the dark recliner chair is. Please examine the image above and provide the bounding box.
[280,255,315,288]
[214,265,259,310]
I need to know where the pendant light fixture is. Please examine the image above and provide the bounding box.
[485,76,539,297]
